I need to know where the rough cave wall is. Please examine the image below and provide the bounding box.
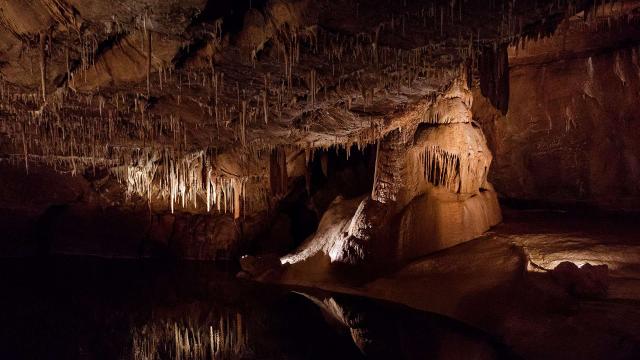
[474,12,640,211]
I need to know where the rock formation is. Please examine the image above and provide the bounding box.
[280,76,502,279]
[473,1,640,211]
[0,0,637,267]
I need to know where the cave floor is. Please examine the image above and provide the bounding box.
[268,208,640,359]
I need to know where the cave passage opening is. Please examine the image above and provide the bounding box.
[261,143,377,254]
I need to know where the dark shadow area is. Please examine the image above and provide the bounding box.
[498,200,640,245]
[499,197,640,218]
[272,144,377,253]
[33,204,68,257]
[0,257,514,359]
[174,0,269,67]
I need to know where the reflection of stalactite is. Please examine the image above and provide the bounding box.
[479,43,509,115]
[131,312,250,360]
[269,147,287,197]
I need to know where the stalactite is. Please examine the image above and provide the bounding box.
[22,128,28,174]
[371,140,380,199]
[310,69,316,107]
[147,30,152,96]
[39,32,47,102]
[418,146,461,193]
[240,100,247,147]
[232,179,241,219]
[262,90,268,124]
[65,46,71,87]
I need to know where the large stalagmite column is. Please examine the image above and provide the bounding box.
[397,78,502,260]
[350,76,501,264]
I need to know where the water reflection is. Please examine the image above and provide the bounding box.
[131,313,250,360]
[1,258,516,359]
[298,292,516,359]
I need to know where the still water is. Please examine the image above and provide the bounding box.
[1,257,516,359]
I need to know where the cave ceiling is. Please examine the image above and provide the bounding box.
[0,0,621,212]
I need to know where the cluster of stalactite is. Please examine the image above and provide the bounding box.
[111,150,247,217]
[0,83,188,174]
[0,78,269,216]
[580,0,638,28]
[1,0,577,152]
[416,144,490,194]
[1,0,609,129]
[0,0,613,216]
[0,71,386,216]
[418,145,461,193]
[148,0,596,147]
[182,11,494,149]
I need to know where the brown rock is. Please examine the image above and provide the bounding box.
[551,261,609,298]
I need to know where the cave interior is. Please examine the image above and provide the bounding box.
[1,0,640,359]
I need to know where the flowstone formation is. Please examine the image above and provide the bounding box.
[277,74,501,279]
